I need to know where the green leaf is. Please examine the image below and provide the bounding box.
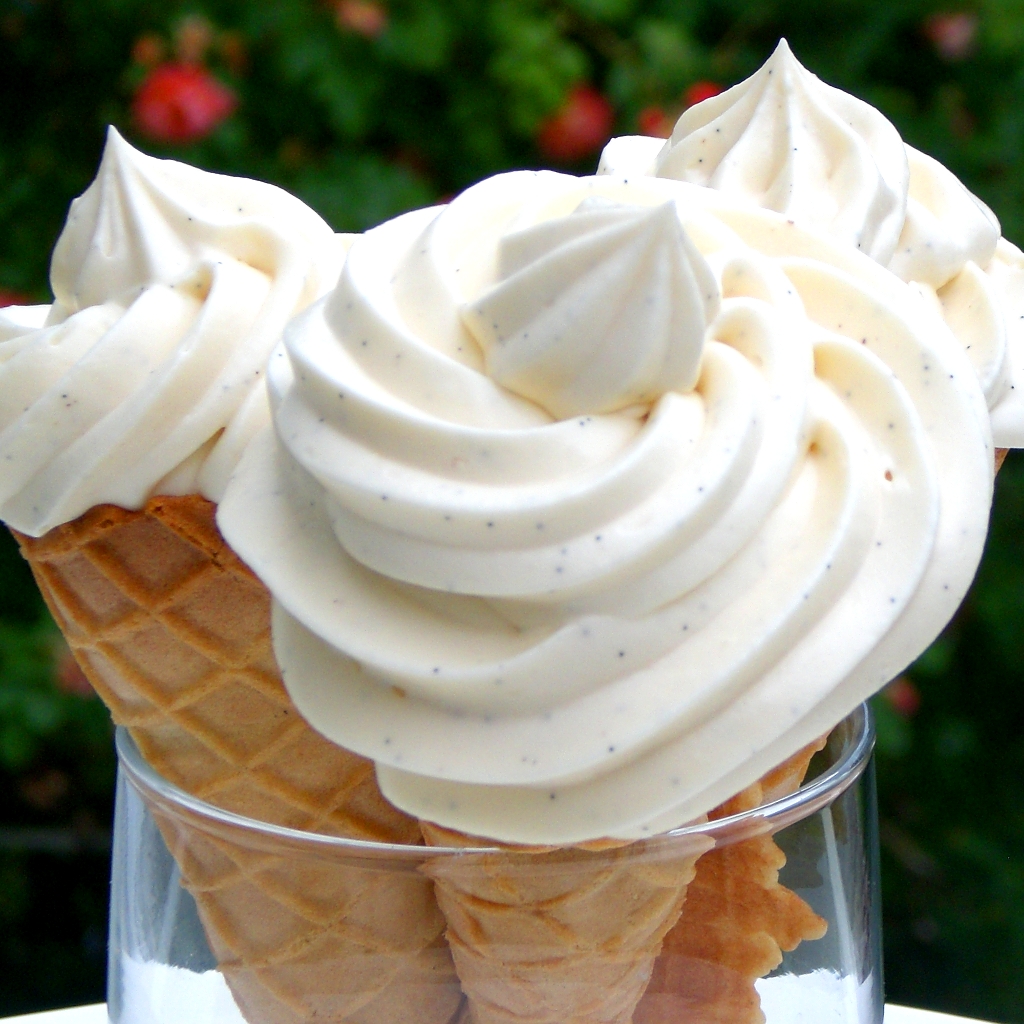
[0,854,30,923]
[0,620,85,770]
[0,725,34,773]
[912,635,955,678]
[634,18,701,89]
[271,30,383,139]
[292,152,435,231]
[381,0,454,70]
[489,1,590,134]
[981,0,1024,56]
[561,0,639,24]
[934,716,978,761]
[872,694,913,759]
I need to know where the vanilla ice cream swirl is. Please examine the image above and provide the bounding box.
[0,128,344,536]
[599,40,1024,447]
[653,39,911,265]
[220,169,994,844]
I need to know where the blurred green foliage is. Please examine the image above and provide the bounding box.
[0,528,114,1015]
[2,0,1024,1019]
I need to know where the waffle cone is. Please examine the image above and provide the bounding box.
[635,738,829,1024]
[12,494,461,1024]
[420,822,709,1024]
[151,800,462,1024]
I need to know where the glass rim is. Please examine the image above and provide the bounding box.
[115,703,873,858]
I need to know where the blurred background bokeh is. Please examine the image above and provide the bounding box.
[2,0,1024,1019]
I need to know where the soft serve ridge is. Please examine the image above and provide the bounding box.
[598,40,1024,447]
[0,128,344,536]
[220,168,993,843]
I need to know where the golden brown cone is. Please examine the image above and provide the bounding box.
[13,494,461,1024]
[420,821,710,1024]
[634,737,829,1024]
[13,495,414,842]
[151,802,461,1024]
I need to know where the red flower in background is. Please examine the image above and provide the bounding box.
[537,84,614,163]
[637,106,674,139]
[684,80,724,108]
[19,768,71,811]
[55,648,95,699]
[218,31,249,76]
[131,32,165,68]
[132,63,236,144]
[335,0,388,37]
[884,676,922,719]
[924,12,978,61]
[174,15,214,65]
[0,288,31,308]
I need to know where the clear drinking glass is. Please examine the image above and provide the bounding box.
[107,705,880,1024]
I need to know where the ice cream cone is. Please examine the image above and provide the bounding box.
[420,739,828,1024]
[150,797,462,1024]
[12,494,461,1024]
[421,821,709,1024]
[634,738,829,1024]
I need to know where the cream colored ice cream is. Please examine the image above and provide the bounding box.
[0,128,345,537]
[219,159,997,843]
[599,39,1024,447]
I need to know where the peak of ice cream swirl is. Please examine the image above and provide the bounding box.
[599,40,1024,448]
[0,128,345,537]
[220,168,994,844]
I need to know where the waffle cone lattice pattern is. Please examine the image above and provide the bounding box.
[422,822,707,1024]
[152,805,463,1024]
[635,739,829,1024]
[15,495,462,1024]
[14,495,416,843]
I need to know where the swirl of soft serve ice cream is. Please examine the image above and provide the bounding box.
[600,39,1024,448]
[219,159,996,844]
[0,128,345,537]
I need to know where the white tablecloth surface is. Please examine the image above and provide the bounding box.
[1,1006,997,1023]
